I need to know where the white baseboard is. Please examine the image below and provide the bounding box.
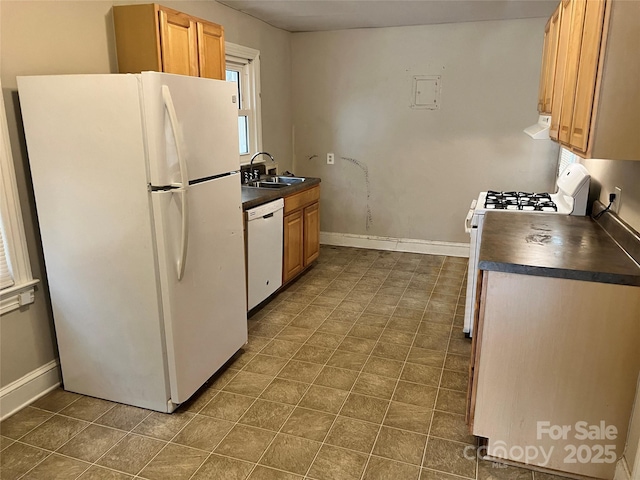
[0,359,61,420]
[614,456,631,480]
[320,232,470,258]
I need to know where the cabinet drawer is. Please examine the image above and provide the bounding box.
[284,185,320,215]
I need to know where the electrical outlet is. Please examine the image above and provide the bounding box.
[613,186,622,213]
[327,153,335,165]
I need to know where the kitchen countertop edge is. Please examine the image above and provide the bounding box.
[241,177,321,211]
[478,211,640,287]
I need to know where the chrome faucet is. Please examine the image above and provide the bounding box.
[250,151,275,165]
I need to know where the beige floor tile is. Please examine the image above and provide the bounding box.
[223,371,273,397]
[327,309,361,323]
[477,460,534,479]
[132,411,194,441]
[0,435,14,451]
[401,363,442,387]
[281,407,335,441]
[326,350,369,371]
[172,415,234,451]
[312,296,343,308]
[534,472,574,480]
[259,433,321,475]
[191,453,254,480]
[250,323,286,339]
[393,382,438,409]
[414,333,449,352]
[440,370,468,392]
[447,338,472,357]
[317,320,353,335]
[435,389,467,415]
[214,425,275,463]
[420,467,463,479]
[364,304,396,316]
[384,402,432,434]
[397,297,429,311]
[0,407,52,440]
[78,466,133,479]
[98,434,165,475]
[313,366,359,391]
[200,391,254,421]
[305,332,345,349]
[423,437,476,479]
[276,326,314,344]
[429,411,475,444]
[363,456,421,480]
[138,443,208,480]
[363,356,404,379]
[352,373,397,400]
[21,453,90,480]
[373,426,427,465]
[379,329,415,346]
[59,396,115,422]
[371,341,410,361]
[57,424,126,462]
[386,317,421,334]
[299,385,348,414]
[277,360,323,383]
[178,387,220,415]
[290,315,325,330]
[0,442,49,479]
[260,379,309,405]
[308,444,368,480]
[357,313,390,328]
[248,466,303,479]
[95,404,150,431]
[407,348,446,368]
[30,388,82,413]
[261,339,301,359]
[292,345,334,365]
[338,336,377,354]
[347,324,384,340]
[325,416,380,453]
[340,393,389,424]
[239,399,294,431]
[21,414,89,451]
[244,355,289,376]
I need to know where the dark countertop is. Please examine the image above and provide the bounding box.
[241,177,321,210]
[478,212,640,286]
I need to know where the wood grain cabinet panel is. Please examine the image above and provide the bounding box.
[114,4,226,80]
[282,185,320,285]
[283,210,303,283]
[546,0,640,159]
[538,5,562,114]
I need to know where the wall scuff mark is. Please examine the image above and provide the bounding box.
[341,156,373,231]
[307,154,318,161]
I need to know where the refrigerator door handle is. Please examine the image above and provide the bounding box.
[162,85,189,280]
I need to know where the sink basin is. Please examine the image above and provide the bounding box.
[244,176,307,188]
[245,181,289,189]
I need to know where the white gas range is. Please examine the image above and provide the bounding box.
[462,163,591,337]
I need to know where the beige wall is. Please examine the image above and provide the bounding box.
[291,18,559,243]
[0,0,292,388]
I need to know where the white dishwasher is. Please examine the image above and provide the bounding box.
[246,198,284,311]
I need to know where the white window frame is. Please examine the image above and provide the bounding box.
[225,42,262,164]
[0,80,38,314]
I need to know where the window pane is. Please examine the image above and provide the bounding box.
[225,69,241,109]
[238,116,249,155]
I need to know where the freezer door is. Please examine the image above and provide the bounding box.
[141,72,240,186]
[152,173,247,404]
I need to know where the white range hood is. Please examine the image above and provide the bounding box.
[524,114,551,139]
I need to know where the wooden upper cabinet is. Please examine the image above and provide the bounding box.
[538,5,562,114]
[113,4,226,80]
[549,0,573,139]
[547,0,640,160]
[159,9,198,77]
[197,22,226,80]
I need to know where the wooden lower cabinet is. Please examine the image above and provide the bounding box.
[468,271,640,479]
[282,185,320,284]
[283,210,304,282]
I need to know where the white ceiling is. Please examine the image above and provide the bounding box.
[217,0,558,32]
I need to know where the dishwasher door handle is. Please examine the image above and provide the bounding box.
[263,212,274,219]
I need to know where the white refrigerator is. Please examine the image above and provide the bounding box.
[18,72,248,412]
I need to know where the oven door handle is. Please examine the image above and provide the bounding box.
[464,200,477,233]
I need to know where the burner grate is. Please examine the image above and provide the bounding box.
[484,191,556,212]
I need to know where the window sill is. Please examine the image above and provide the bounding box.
[0,279,39,315]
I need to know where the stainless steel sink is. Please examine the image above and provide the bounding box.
[244,176,306,188]
[245,181,289,189]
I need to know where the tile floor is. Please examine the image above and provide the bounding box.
[0,246,572,480]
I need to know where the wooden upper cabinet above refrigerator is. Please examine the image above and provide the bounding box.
[545,0,640,160]
[113,4,226,81]
[537,4,562,114]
